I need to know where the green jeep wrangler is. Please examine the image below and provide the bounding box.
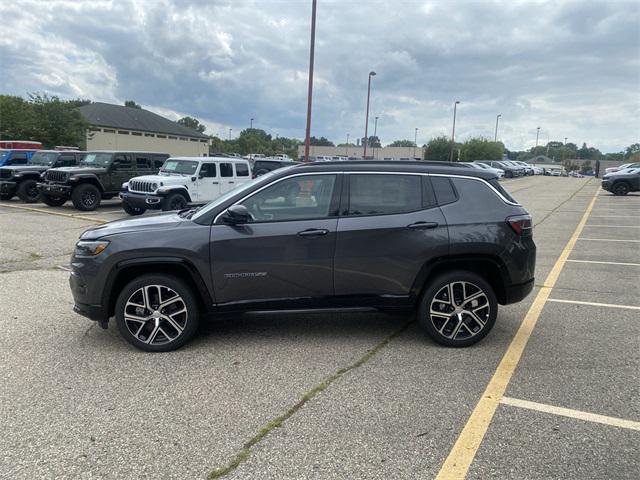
[37,151,169,211]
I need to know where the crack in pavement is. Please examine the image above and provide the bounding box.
[533,178,596,228]
[208,319,414,479]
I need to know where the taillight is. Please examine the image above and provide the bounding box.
[507,214,532,235]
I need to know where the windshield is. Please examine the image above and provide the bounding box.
[0,151,8,162]
[192,168,286,221]
[29,152,59,166]
[81,153,112,167]
[161,159,199,175]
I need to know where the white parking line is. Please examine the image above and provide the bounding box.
[500,397,640,432]
[585,225,640,228]
[547,298,640,311]
[588,215,639,218]
[567,259,640,267]
[577,238,640,243]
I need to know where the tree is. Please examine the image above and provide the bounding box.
[361,136,381,148]
[425,136,451,161]
[625,143,640,160]
[309,136,334,146]
[388,139,415,147]
[177,116,206,134]
[0,95,38,140]
[124,100,141,109]
[29,93,90,148]
[459,138,504,161]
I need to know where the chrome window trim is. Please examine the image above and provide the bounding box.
[212,170,519,223]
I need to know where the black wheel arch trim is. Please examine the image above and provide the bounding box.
[103,256,214,317]
[71,175,106,192]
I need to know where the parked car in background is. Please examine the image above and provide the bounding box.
[467,161,504,178]
[270,154,292,161]
[478,160,522,178]
[0,140,43,150]
[121,157,252,215]
[0,150,84,202]
[544,166,566,176]
[502,160,528,176]
[605,163,634,175]
[0,149,39,167]
[512,161,535,175]
[38,151,169,211]
[602,164,640,196]
[69,161,535,351]
[252,158,298,177]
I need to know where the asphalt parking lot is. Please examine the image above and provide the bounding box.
[1,175,638,479]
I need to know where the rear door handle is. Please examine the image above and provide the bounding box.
[212,182,219,184]
[407,222,439,229]
[297,228,329,237]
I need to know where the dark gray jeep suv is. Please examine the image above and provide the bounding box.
[70,161,535,351]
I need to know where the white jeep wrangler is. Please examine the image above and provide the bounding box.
[120,156,252,216]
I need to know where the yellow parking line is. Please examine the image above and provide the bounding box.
[500,397,640,432]
[435,186,599,480]
[0,203,108,224]
[566,259,640,267]
[547,298,640,311]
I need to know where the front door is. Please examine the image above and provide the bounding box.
[210,173,341,307]
[333,173,449,302]
[194,163,221,202]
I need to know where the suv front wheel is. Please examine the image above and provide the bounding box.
[418,271,497,347]
[612,182,630,196]
[72,184,102,211]
[115,274,200,352]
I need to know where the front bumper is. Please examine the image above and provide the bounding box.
[0,180,17,196]
[120,191,165,210]
[601,180,612,191]
[69,268,109,324]
[37,182,72,197]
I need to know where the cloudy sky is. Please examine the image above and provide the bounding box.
[1,0,638,152]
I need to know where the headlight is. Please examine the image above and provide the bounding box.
[69,176,79,181]
[74,240,110,257]
[122,182,129,190]
[40,172,47,180]
[151,183,158,190]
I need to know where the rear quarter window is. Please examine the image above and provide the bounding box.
[431,176,458,205]
[488,179,518,204]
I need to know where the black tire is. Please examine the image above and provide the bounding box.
[40,193,67,207]
[162,192,188,211]
[122,201,146,216]
[72,183,102,211]
[612,182,630,196]
[418,270,497,347]
[115,274,200,352]
[17,179,40,203]
[0,193,12,201]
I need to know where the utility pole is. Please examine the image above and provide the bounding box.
[449,100,460,162]
[228,128,232,141]
[373,116,379,159]
[363,71,376,158]
[494,114,501,142]
[346,133,349,156]
[303,0,317,163]
[414,127,418,159]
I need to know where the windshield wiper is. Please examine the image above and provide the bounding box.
[179,206,201,219]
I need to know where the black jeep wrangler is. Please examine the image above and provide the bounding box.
[37,151,169,211]
[0,150,84,202]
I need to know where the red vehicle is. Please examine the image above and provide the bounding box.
[0,140,43,150]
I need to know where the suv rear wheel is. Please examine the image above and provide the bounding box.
[72,184,102,211]
[0,193,12,201]
[17,179,39,203]
[40,193,67,207]
[612,182,630,196]
[115,274,200,352]
[418,271,497,347]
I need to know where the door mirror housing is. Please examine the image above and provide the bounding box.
[223,204,251,225]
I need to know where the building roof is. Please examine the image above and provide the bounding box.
[78,102,209,139]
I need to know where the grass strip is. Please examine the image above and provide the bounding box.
[209,319,414,479]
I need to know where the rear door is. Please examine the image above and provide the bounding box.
[333,173,449,302]
[108,154,134,192]
[219,162,236,193]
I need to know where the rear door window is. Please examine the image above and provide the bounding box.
[235,162,249,177]
[347,174,422,216]
[135,154,151,169]
[220,163,233,177]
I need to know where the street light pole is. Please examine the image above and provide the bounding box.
[250,118,254,129]
[346,133,349,156]
[303,0,317,163]
[228,128,232,140]
[363,71,376,159]
[494,114,501,142]
[449,100,460,162]
[373,116,379,159]
[535,126,541,149]
[414,127,418,159]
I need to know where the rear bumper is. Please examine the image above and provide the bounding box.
[504,277,535,304]
[0,180,17,195]
[38,182,72,197]
[120,191,164,210]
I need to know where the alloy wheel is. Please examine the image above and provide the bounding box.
[429,281,490,341]
[123,284,188,345]
[83,190,97,207]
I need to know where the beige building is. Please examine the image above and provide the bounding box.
[297,145,424,160]
[79,102,209,156]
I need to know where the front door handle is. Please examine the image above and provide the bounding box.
[212,181,219,184]
[297,228,329,237]
[407,221,439,229]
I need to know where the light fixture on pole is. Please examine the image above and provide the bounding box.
[449,100,460,162]
[363,71,376,158]
[494,114,501,142]
[303,0,317,162]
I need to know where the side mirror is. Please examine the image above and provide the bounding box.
[223,204,251,225]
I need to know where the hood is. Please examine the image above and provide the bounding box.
[130,173,191,185]
[0,165,48,174]
[55,166,108,175]
[80,211,187,240]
